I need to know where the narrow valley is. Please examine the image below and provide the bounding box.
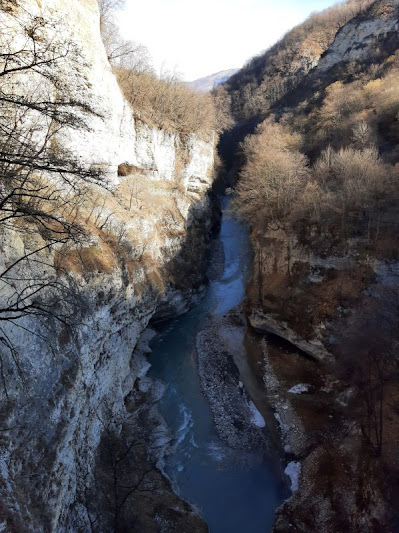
[1,0,399,531]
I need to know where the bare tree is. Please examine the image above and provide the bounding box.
[76,405,161,533]
[336,290,399,457]
[313,146,389,240]
[352,121,374,149]
[232,117,308,229]
[95,427,155,532]
[98,0,125,30]
[211,85,234,133]
[97,0,152,72]
[0,9,106,386]
[123,180,143,211]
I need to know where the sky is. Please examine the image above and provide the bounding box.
[118,0,339,82]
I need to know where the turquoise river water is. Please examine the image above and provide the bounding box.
[148,197,288,533]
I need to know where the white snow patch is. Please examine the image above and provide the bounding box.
[137,361,151,378]
[249,401,266,428]
[288,384,310,395]
[274,410,290,436]
[285,461,301,492]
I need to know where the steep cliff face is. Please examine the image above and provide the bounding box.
[3,0,215,189]
[0,1,215,530]
[253,230,395,532]
[317,0,399,73]
[278,0,399,121]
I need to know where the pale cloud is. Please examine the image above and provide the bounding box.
[118,0,337,81]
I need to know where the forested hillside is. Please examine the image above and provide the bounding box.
[220,0,399,530]
[225,0,376,122]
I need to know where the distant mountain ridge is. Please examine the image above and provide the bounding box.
[188,69,239,93]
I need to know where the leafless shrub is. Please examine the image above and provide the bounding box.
[232,117,308,229]
[224,0,374,121]
[211,85,234,133]
[336,290,399,456]
[115,68,216,137]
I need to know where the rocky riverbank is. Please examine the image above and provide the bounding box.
[196,311,269,453]
[240,225,396,531]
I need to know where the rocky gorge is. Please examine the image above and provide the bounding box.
[2,0,399,531]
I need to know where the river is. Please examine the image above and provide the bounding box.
[148,196,288,532]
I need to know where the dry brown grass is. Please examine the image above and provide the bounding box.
[55,243,118,276]
[53,172,191,303]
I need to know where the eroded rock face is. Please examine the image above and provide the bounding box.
[3,0,215,190]
[317,1,399,74]
[245,220,397,530]
[0,1,215,530]
[249,311,333,365]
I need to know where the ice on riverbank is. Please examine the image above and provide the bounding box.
[288,384,310,394]
[284,461,301,492]
[249,401,266,428]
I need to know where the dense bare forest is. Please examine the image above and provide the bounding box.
[218,0,399,530]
